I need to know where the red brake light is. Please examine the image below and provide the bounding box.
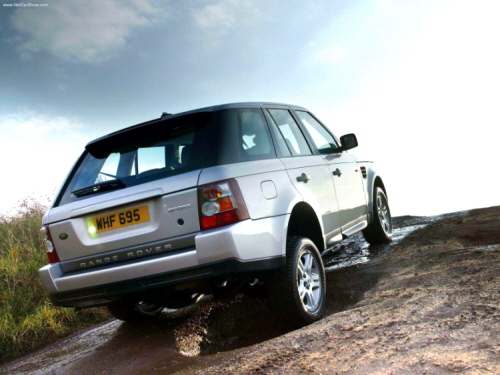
[201,215,217,229]
[42,225,60,264]
[198,179,249,230]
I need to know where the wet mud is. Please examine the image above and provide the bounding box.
[2,208,498,375]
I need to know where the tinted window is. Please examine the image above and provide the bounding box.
[57,113,212,206]
[240,110,272,157]
[96,152,120,183]
[267,109,311,156]
[137,147,166,173]
[264,110,291,157]
[296,111,339,154]
[214,108,276,164]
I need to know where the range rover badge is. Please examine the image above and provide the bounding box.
[59,233,68,240]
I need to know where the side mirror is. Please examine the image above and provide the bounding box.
[339,133,358,152]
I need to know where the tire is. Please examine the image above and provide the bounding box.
[267,237,326,328]
[362,186,393,245]
[107,301,163,322]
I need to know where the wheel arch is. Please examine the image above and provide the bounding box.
[367,175,388,223]
[374,176,387,198]
[286,202,324,253]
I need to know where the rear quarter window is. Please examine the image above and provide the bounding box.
[211,108,276,165]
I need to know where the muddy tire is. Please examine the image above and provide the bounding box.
[267,237,326,328]
[363,187,393,245]
[107,301,163,322]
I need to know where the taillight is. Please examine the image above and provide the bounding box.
[41,225,60,264]
[198,179,249,230]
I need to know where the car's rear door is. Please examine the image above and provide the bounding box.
[264,107,341,244]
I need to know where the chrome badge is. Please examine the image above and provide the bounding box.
[166,204,191,213]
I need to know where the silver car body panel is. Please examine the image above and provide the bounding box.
[361,162,381,219]
[197,159,284,186]
[195,215,288,264]
[280,155,340,243]
[322,152,368,230]
[199,160,303,220]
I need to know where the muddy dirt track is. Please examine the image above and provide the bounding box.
[1,206,499,374]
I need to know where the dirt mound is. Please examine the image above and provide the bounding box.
[192,206,500,374]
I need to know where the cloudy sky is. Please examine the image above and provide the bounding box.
[1,0,499,216]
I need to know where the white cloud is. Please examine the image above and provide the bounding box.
[191,0,262,39]
[192,2,236,30]
[0,111,83,137]
[10,0,167,63]
[0,112,91,214]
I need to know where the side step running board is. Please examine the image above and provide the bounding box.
[342,220,368,238]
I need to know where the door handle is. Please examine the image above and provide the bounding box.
[296,173,311,183]
[332,168,342,177]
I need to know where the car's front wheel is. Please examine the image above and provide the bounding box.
[362,186,393,245]
[268,237,326,328]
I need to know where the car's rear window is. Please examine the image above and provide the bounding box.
[56,113,214,206]
[55,108,277,207]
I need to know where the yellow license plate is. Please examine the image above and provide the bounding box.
[90,205,150,233]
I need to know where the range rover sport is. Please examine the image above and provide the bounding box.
[39,102,393,327]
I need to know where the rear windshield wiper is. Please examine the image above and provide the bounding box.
[72,179,125,198]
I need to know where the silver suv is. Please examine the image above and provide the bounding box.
[39,102,392,327]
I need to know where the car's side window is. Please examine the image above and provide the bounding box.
[263,110,291,157]
[267,109,312,156]
[296,111,339,154]
[239,109,272,157]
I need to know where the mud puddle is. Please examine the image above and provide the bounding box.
[0,211,468,375]
[322,210,467,272]
[322,224,427,271]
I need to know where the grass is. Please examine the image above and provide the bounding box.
[0,198,109,364]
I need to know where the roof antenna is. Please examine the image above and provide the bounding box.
[161,112,172,118]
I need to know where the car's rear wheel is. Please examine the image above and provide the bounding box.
[107,301,163,322]
[267,237,326,328]
[362,187,393,245]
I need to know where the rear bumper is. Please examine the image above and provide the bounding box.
[48,256,284,308]
[39,215,288,307]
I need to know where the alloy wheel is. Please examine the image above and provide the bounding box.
[377,191,392,236]
[297,249,322,312]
